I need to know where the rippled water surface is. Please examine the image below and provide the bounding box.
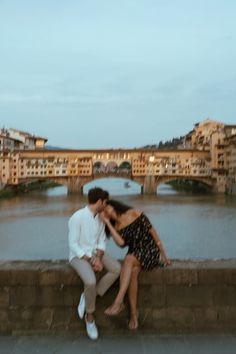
[0,178,236,260]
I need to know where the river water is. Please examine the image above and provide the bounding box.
[0,178,236,261]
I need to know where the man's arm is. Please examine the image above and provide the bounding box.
[91,223,106,272]
[68,216,85,259]
[95,249,104,260]
[96,223,106,253]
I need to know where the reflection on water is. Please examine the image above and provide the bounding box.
[0,178,236,261]
[84,178,141,196]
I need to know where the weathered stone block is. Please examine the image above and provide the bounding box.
[198,269,227,285]
[60,266,80,285]
[10,269,38,286]
[225,269,236,285]
[166,285,213,307]
[217,306,236,324]
[39,269,61,286]
[9,308,33,331]
[63,286,81,307]
[0,269,10,286]
[163,268,198,285]
[32,308,54,330]
[135,308,154,330]
[165,307,195,326]
[213,285,236,306]
[139,284,165,308]
[10,286,37,307]
[0,309,10,334]
[193,307,218,324]
[151,307,195,334]
[67,307,85,331]
[51,308,71,331]
[139,269,163,285]
[0,309,9,323]
[0,287,9,308]
[36,286,64,307]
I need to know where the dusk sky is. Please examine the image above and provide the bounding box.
[0,0,236,149]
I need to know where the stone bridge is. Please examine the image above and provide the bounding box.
[2,148,216,194]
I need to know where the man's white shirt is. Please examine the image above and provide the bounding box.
[68,206,106,262]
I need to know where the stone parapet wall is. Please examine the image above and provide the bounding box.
[0,260,236,335]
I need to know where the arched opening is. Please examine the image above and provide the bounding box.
[93,161,106,174]
[156,177,212,195]
[33,178,68,196]
[105,161,118,173]
[6,178,68,197]
[119,161,131,172]
[83,177,141,196]
[156,183,179,195]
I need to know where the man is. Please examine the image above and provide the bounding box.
[68,187,121,340]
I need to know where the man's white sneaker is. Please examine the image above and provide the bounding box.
[77,292,85,319]
[85,315,98,340]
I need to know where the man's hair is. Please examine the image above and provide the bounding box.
[88,187,109,204]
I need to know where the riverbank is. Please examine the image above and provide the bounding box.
[0,181,59,199]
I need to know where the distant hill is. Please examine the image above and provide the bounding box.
[142,136,183,150]
[44,145,68,150]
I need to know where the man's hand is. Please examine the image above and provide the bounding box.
[91,256,103,272]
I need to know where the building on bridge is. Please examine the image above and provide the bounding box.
[1,120,236,195]
[0,148,213,194]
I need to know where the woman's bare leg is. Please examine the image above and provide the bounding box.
[128,265,140,330]
[105,254,140,315]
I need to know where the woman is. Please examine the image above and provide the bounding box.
[100,199,170,330]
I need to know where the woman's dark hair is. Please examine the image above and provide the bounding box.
[106,199,132,215]
[104,199,132,237]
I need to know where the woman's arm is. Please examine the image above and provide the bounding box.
[149,227,171,266]
[100,213,125,247]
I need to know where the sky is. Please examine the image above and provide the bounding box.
[0,0,236,149]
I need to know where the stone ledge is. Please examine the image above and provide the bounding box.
[0,259,236,334]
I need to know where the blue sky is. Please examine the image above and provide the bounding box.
[0,0,236,148]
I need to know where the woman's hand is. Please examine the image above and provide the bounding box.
[99,211,109,224]
[161,253,171,267]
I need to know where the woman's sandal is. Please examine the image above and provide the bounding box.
[104,303,125,316]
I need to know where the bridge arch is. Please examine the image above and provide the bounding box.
[93,161,106,173]
[106,161,118,172]
[82,176,142,195]
[156,175,213,192]
[118,161,131,170]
